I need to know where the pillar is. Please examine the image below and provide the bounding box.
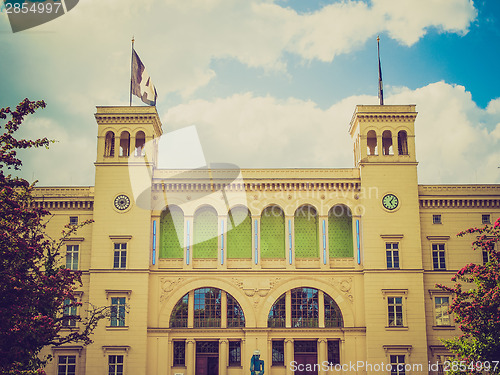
[221,291,227,329]
[219,339,228,375]
[186,340,195,375]
[285,290,291,328]
[188,290,194,328]
[318,291,325,328]
[318,339,327,374]
[285,338,294,375]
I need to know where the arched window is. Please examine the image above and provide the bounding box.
[193,206,218,259]
[169,288,245,328]
[160,206,184,259]
[268,294,286,328]
[170,293,188,328]
[268,288,343,328]
[260,205,285,259]
[104,131,115,157]
[227,294,245,327]
[294,205,318,258]
[227,206,252,259]
[291,287,318,328]
[135,131,146,156]
[324,294,343,327]
[328,205,353,258]
[120,131,130,157]
[367,130,377,156]
[194,288,221,328]
[398,130,408,155]
[382,130,392,155]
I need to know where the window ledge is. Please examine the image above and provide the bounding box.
[272,365,286,367]
[385,326,409,331]
[432,325,455,330]
[228,365,243,368]
[106,326,129,331]
[171,366,187,369]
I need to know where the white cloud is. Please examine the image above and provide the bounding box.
[163,82,500,184]
[22,0,477,98]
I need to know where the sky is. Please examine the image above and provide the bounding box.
[1,0,500,186]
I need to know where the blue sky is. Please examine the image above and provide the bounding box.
[1,0,500,185]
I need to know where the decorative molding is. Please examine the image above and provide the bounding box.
[160,277,183,302]
[233,277,281,307]
[380,234,404,239]
[426,236,450,241]
[420,198,500,209]
[382,345,412,356]
[381,289,408,298]
[329,277,353,303]
[62,237,85,242]
[109,235,132,241]
[101,346,131,355]
[105,290,132,298]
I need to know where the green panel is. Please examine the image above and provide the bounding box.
[193,207,218,259]
[227,207,252,259]
[294,206,318,258]
[261,206,285,259]
[159,207,184,259]
[328,206,353,257]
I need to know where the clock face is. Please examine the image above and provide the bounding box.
[114,194,130,211]
[382,194,399,211]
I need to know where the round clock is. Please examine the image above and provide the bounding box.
[114,194,130,211]
[382,193,399,211]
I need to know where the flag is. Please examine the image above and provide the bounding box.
[132,50,157,106]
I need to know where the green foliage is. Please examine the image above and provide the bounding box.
[437,217,500,374]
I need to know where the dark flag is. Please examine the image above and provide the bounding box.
[131,49,157,106]
[377,36,384,105]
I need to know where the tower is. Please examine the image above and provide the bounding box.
[87,106,162,374]
[349,105,428,369]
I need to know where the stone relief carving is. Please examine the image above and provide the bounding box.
[330,277,353,303]
[232,277,282,307]
[160,277,182,302]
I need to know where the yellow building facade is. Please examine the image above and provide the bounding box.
[36,104,500,375]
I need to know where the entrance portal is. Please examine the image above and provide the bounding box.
[294,341,318,375]
[196,341,219,375]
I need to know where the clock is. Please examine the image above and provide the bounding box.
[382,193,399,211]
[114,194,130,211]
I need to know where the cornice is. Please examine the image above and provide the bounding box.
[420,197,500,209]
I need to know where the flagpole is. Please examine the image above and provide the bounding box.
[377,36,384,105]
[130,37,134,106]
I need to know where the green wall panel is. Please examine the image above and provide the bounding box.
[159,206,184,259]
[193,207,218,259]
[261,206,285,259]
[227,207,252,259]
[328,206,353,257]
[294,206,318,258]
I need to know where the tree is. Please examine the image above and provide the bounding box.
[437,216,500,374]
[0,99,109,375]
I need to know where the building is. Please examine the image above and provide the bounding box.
[37,104,500,375]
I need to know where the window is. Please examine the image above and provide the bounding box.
[227,294,245,328]
[228,341,241,366]
[382,130,393,155]
[324,294,343,328]
[268,289,343,329]
[482,214,491,224]
[173,341,185,366]
[367,130,378,155]
[119,131,130,157]
[134,131,145,156]
[111,297,126,327]
[194,288,221,328]
[436,355,454,375]
[69,216,78,225]
[386,243,399,269]
[66,245,79,270]
[435,297,451,326]
[63,299,77,327]
[433,215,442,224]
[388,297,403,327]
[268,294,286,328]
[113,243,127,269]
[432,244,446,270]
[108,355,124,375]
[104,131,115,157]
[170,294,188,328]
[398,131,408,155]
[390,355,405,375]
[58,355,76,375]
[291,287,318,328]
[483,243,494,265]
[272,340,284,366]
[328,341,340,364]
